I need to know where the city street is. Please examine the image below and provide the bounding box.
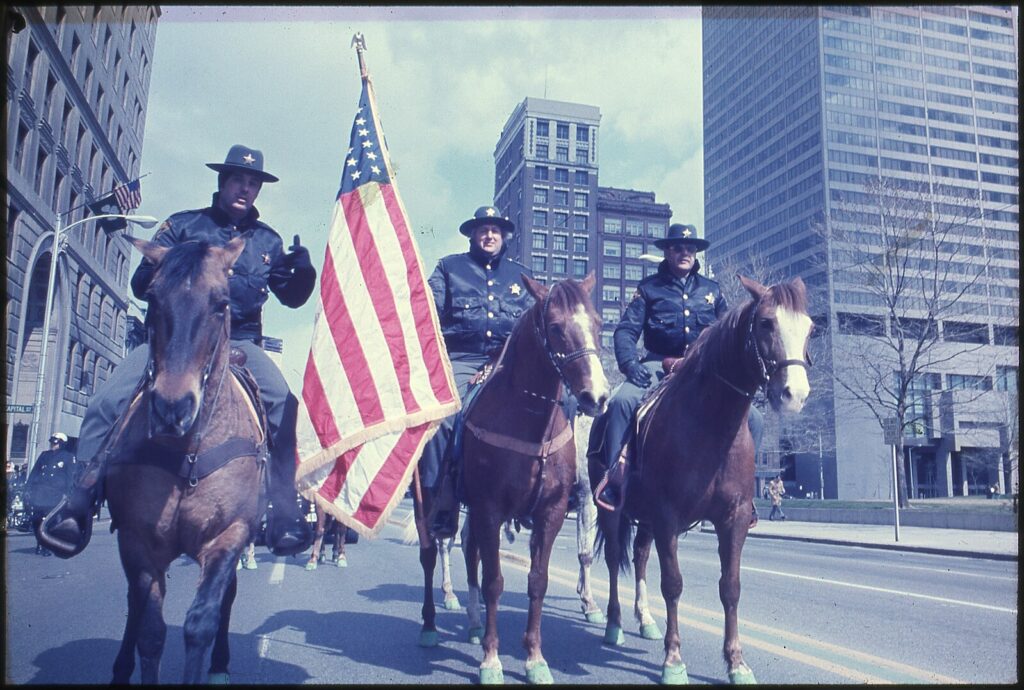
[4,500,1018,685]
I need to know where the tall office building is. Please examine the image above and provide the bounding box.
[493,98,673,350]
[5,6,160,462]
[703,6,1018,499]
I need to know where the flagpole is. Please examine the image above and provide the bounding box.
[351,32,368,81]
[64,172,152,216]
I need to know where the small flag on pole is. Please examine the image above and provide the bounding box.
[88,179,142,234]
[294,36,459,538]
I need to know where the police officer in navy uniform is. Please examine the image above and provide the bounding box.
[422,206,534,537]
[592,223,764,509]
[42,145,316,558]
[26,433,77,556]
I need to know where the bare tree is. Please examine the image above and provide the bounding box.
[816,175,997,507]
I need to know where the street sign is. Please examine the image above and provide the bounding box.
[6,404,34,414]
[882,417,900,445]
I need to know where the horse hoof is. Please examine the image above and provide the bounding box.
[526,661,553,684]
[418,629,439,648]
[305,560,317,571]
[640,622,663,640]
[467,626,484,644]
[236,559,242,571]
[334,555,348,568]
[207,671,230,684]
[444,596,462,611]
[728,667,757,684]
[585,610,606,624]
[479,667,504,685]
[660,663,689,685]
[602,623,625,646]
[244,558,257,570]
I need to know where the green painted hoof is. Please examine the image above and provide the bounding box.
[235,559,242,571]
[207,672,230,684]
[526,661,553,684]
[640,622,663,640]
[305,560,317,571]
[244,558,257,570]
[479,666,504,685]
[334,555,348,568]
[585,610,606,624]
[728,667,757,684]
[602,623,625,646]
[418,629,439,648]
[660,663,689,685]
[443,596,462,611]
[467,626,484,644]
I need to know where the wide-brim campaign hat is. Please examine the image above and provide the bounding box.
[654,223,710,251]
[459,205,515,237]
[206,144,279,183]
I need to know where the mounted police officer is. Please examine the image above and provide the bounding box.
[421,206,534,537]
[41,145,316,558]
[592,223,764,509]
[26,432,77,555]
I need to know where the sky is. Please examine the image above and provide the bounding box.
[136,5,705,390]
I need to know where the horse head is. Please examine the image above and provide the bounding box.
[522,272,609,416]
[738,275,813,414]
[127,236,245,437]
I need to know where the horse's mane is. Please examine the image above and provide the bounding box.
[151,241,211,290]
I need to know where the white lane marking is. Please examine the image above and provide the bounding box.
[269,559,286,585]
[742,564,1016,614]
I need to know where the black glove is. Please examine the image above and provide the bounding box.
[285,235,313,272]
[624,360,652,388]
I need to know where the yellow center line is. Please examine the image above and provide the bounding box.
[499,550,964,684]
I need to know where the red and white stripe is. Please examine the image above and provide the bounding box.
[295,156,458,538]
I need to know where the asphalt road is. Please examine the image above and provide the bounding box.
[4,500,1017,684]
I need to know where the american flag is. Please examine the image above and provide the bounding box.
[293,72,460,538]
[113,179,142,212]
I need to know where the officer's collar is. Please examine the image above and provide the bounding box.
[210,192,261,228]
[468,241,506,267]
[657,259,701,285]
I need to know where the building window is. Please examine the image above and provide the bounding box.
[572,259,588,277]
[648,222,666,239]
[536,143,548,159]
[14,121,30,173]
[536,120,549,137]
[603,264,621,279]
[553,257,568,274]
[837,312,886,336]
[555,145,569,162]
[995,366,1018,392]
[943,321,989,344]
[576,126,589,142]
[533,187,548,204]
[625,242,643,259]
[574,192,589,209]
[602,308,619,323]
[946,374,992,391]
[35,150,49,194]
[534,166,548,181]
[573,236,588,253]
[625,219,644,236]
[992,325,1018,346]
[553,189,569,206]
[553,212,568,228]
[532,256,547,273]
[625,264,643,282]
[552,234,568,251]
[602,284,622,302]
[604,218,622,234]
[575,148,589,164]
[574,170,588,185]
[24,40,40,91]
[555,168,569,183]
[603,240,622,257]
[532,232,547,250]
[572,214,588,231]
[532,210,548,227]
[556,122,569,139]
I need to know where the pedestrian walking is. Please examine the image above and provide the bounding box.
[768,474,786,521]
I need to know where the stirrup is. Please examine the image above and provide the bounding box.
[37,497,94,559]
[594,474,624,512]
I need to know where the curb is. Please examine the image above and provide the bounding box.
[737,528,1017,562]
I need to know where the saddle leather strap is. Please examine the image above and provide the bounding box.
[111,436,262,483]
[464,417,574,459]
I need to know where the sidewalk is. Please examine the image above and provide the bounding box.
[726,517,1018,561]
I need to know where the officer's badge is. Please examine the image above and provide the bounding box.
[57,461,64,468]
[705,293,715,305]
[510,283,522,296]
[262,252,271,265]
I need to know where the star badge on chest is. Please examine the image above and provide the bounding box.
[262,252,271,265]
[509,283,522,296]
[705,293,715,305]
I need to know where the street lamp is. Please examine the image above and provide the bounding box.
[26,212,159,468]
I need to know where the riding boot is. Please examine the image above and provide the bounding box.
[428,470,458,540]
[37,457,103,559]
[265,449,314,557]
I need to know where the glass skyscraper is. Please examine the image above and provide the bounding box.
[703,6,1018,499]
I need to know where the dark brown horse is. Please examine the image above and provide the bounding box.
[103,237,266,684]
[592,275,813,685]
[452,273,609,684]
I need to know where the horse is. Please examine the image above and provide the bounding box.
[571,414,604,624]
[305,502,350,570]
[450,272,609,684]
[102,237,266,684]
[591,275,812,685]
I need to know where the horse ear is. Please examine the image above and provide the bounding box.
[791,275,806,295]
[737,273,767,300]
[125,234,169,266]
[522,273,548,301]
[579,270,597,295]
[220,237,247,269]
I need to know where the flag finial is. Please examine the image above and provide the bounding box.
[351,32,368,79]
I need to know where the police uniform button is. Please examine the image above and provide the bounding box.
[684,326,690,333]
[683,294,689,300]
[486,330,492,337]
[487,312,494,318]
[488,295,494,301]
[485,264,492,271]
[684,309,690,316]
[488,280,494,286]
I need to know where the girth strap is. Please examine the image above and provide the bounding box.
[110,436,262,484]
[464,419,574,459]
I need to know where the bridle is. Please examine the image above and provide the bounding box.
[533,284,599,396]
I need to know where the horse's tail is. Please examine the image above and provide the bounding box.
[594,508,634,575]
[400,509,419,546]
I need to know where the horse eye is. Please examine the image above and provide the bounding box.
[760,318,774,331]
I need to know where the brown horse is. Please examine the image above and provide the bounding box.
[305,502,351,570]
[592,275,812,685]
[103,237,266,684]
[453,272,609,684]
